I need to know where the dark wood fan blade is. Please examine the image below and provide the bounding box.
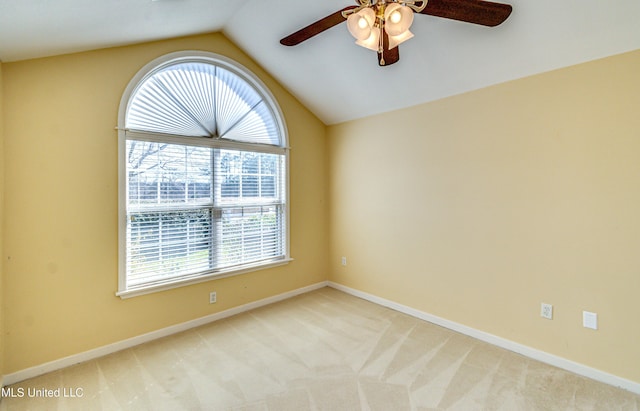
[377,31,400,66]
[280,6,357,46]
[420,0,512,27]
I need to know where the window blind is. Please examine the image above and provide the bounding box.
[126,62,281,145]
[126,142,285,290]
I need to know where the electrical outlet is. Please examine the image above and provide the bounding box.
[583,311,597,330]
[541,303,553,319]
[209,291,217,304]
[341,256,347,266]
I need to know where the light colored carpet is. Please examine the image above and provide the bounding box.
[1,287,638,410]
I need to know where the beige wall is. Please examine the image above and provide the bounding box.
[0,60,5,380]
[328,50,640,383]
[2,33,328,374]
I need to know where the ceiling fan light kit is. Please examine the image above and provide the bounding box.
[345,1,419,56]
[280,0,512,67]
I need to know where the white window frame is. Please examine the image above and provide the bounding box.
[117,51,291,298]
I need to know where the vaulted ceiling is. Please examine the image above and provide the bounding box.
[1,0,639,124]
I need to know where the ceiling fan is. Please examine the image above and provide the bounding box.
[280,0,512,66]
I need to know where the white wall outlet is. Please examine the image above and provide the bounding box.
[209,291,217,304]
[341,256,347,266]
[541,303,553,319]
[583,311,598,330]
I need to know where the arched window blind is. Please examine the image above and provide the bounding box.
[126,62,281,145]
[117,52,289,298]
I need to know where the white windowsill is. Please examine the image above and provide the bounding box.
[116,258,294,299]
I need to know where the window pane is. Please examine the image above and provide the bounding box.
[127,141,212,206]
[215,149,282,204]
[241,152,259,174]
[261,176,276,197]
[219,150,241,199]
[217,206,282,268]
[260,155,276,174]
[127,209,213,286]
[242,176,259,197]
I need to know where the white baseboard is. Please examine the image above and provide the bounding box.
[5,280,639,395]
[327,281,640,395]
[2,281,328,387]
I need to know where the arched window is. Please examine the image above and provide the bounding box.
[117,51,289,297]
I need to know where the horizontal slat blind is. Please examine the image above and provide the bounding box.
[127,209,213,287]
[125,142,285,289]
[217,205,283,269]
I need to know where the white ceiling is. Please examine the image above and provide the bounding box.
[1,0,639,125]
